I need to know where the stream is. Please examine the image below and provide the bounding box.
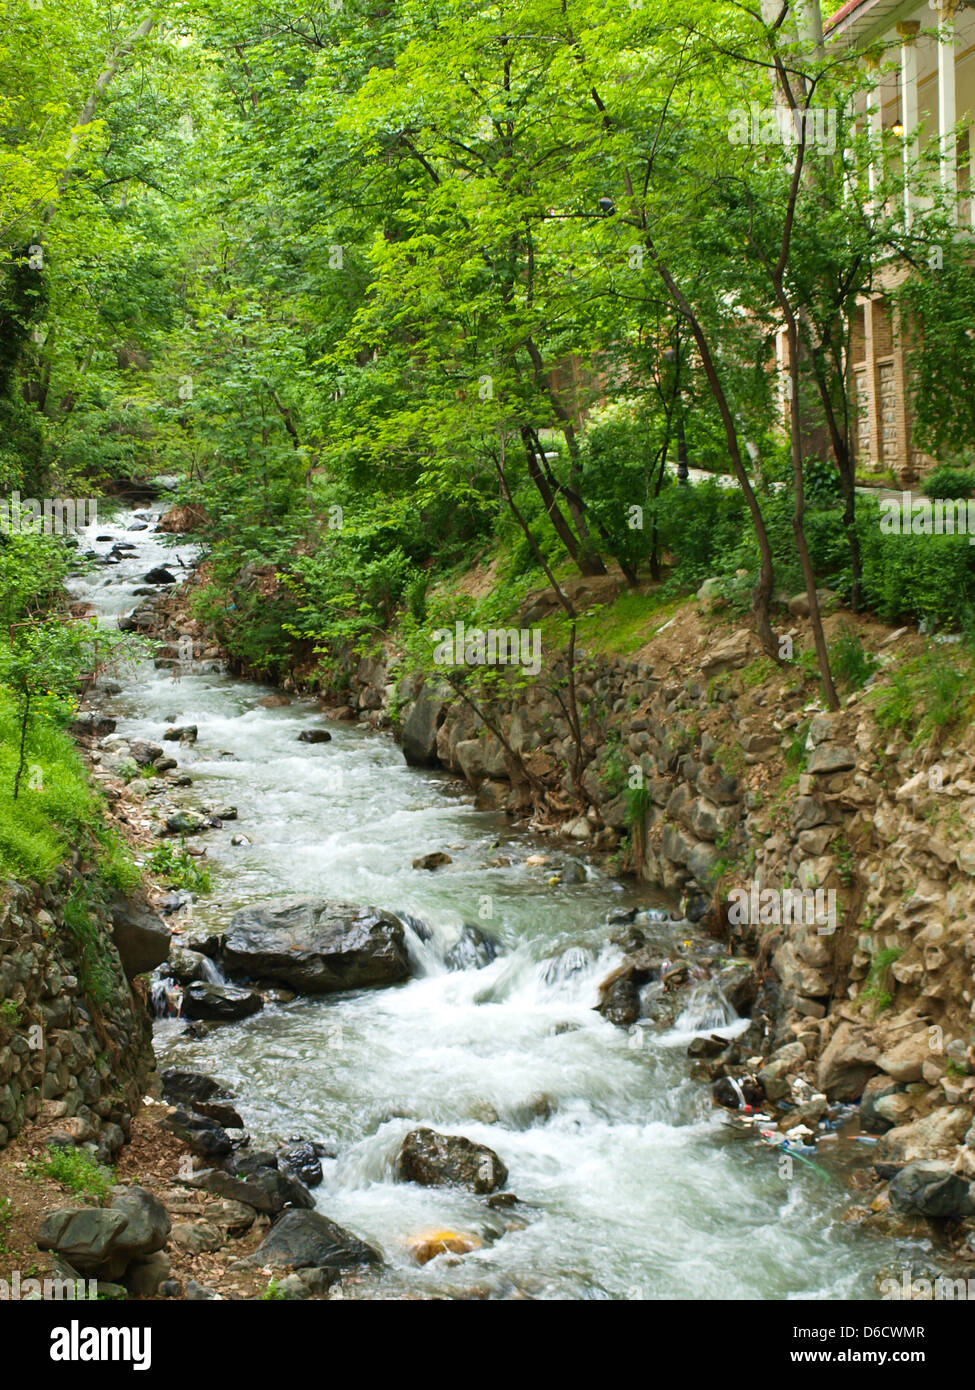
[67,499,899,1300]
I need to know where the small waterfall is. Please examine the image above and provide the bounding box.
[149,975,183,1019]
[674,981,738,1033]
[397,911,499,975]
[199,955,224,984]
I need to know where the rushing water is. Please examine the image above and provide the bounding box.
[67,500,897,1300]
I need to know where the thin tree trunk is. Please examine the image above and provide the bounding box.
[13,689,31,800]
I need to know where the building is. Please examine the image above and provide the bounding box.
[827,0,975,482]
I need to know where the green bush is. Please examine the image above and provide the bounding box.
[29,1147,115,1202]
[855,495,975,627]
[920,463,975,501]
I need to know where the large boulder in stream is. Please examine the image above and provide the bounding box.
[400,692,447,766]
[220,898,411,994]
[108,892,171,979]
[398,1127,508,1194]
[181,981,264,1021]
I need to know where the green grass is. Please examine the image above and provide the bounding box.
[829,625,879,692]
[861,947,903,1013]
[146,841,212,894]
[28,1147,115,1202]
[872,651,974,746]
[0,688,104,881]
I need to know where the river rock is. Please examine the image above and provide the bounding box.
[161,1069,229,1106]
[185,1166,314,1215]
[164,725,198,743]
[245,1209,381,1280]
[277,1141,324,1188]
[413,852,451,870]
[129,739,163,766]
[888,1162,975,1219]
[108,892,171,978]
[297,729,331,743]
[444,924,499,972]
[38,1187,170,1280]
[859,1075,906,1135]
[398,1127,508,1194]
[596,964,640,1027]
[168,944,213,984]
[875,1107,972,1164]
[408,1229,483,1265]
[815,1021,880,1100]
[193,1100,244,1128]
[220,898,411,994]
[161,1108,233,1158]
[401,692,447,766]
[125,1251,171,1297]
[144,567,176,585]
[180,981,264,1021]
[71,712,116,737]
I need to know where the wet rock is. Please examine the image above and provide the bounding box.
[144,567,176,585]
[444,924,499,972]
[108,892,171,979]
[245,1209,381,1280]
[398,1127,508,1194]
[161,1108,233,1158]
[413,851,451,870]
[596,965,640,1027]
[401,693,447,766]
[408,1229,483,1265]
[711,1076,765,1111]
[221,898,411,994]
[180,981,264,1021]
[297,729,331,743]
[164,810,210,835]
[167,944,213,984]
[278,1141,324,1188]
[713,960,757,1015]
[888,1162,975,1219]
[185,1166,314,1215]
[258,694,291,708]
[192,1100,244,1129]
[161,1069,229,1106]
[129,739,163,767]
[163,725,197,743]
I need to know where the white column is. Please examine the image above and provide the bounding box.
[937,0,959,211]
[864,57,882,212]
[897,21,921,226]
